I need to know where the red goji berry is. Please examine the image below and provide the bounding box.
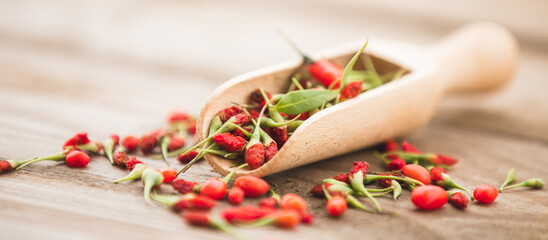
[274,209,302,229]
[411,185,448,210]
[219,106,242,122]
[378,174,394,188]
[168,135,186,151]
[339,80,363,101]
[307,59,343,88]
[227,187,245,205]
[168,110,189,123]
[473,185,498,204]
[200,178,228,200]
[160,168,177,183]
[121,135,140,152]
[258,197,278,209]
[63,132,91,150]
[0,160,14,173]
[385,140,398,152]
[221,206,270,223]
[433,154,459,167]
[326,195,347,217]
[301,212,314,224]
[182,210,212,226]
[448,191,469,209]
[280,193,307,215]
[177,150,199,163]
[233,176,270,197]
[333,173,350,184]
[172,178,199,194]
[387,159,406,171]
[402,164,431,185]
[244,143,265,169]
[125,157,143,171]
[402,141,421,153]
[232,113,251,126]
[188,123,197,135]
[65,150,90,168]
[174,194,216,212]
[113,151,129,168]
[212,133,246,152]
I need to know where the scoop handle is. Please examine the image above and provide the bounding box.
[429,22,520,93]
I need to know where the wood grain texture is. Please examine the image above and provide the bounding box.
[0,1,547,239]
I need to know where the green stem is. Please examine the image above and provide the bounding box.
[373,151,391,165]
[364,174,425,187]
[349,171,382,212]
[142,169,164,206]
[226,123,252,137]
[15,152,67,170]
[392,180,402,200]
[500,178,544,191]
[369,188,393,197]
[235,217,275,228]
[221,163,249,183]
[159,136,171,167]
[175,143,212,178]
[345,194,377,213]
[152,146,189,159]
[291,77,304,91]
[150,190,180,209]
[211,217,242,239]
[113,164,146,183]
[499,168,516,192]
[104,138,115,164]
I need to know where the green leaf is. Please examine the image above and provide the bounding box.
[274,89,338,115]
[340,39,369,91]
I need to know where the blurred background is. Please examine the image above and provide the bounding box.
[1,0,547,140]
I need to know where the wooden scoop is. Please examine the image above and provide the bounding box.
[196,22,519,177]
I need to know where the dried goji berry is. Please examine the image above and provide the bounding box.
[301,212,314,224]
[385,140,398,152]
[139,133,158,155]
[232,113,251,126]
[125,157,143,171]
[219,106,242,122]
[212,133,246,152]
[310,183,333,198]
[113,151,129,168]
[339,80,363,101]
[177,150,199,163]
[248,109,264,120]
[387,159,406,171]
[430,167,448,182]
[349,161,369,178]
[231,126,251,139]
[0,160,15,173]
[333,173,350,184]
[182,210,212,226]
[250,88,272,103]
[264,142,278,161]
[172,178,199,194]
[267,127,289,147]
[244,143,265,169]
[448,191,469,209]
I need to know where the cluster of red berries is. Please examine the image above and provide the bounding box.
[311,140,545,216]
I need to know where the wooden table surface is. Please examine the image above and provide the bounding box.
[1,1,547,239]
